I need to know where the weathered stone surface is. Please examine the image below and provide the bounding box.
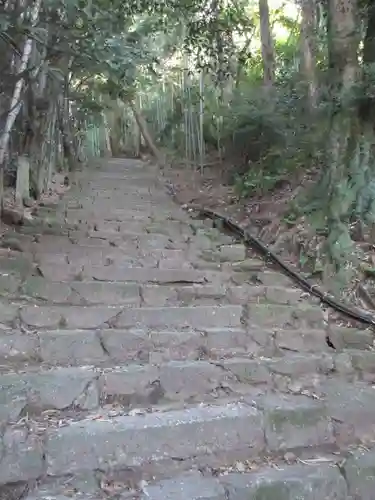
[91,267,213,284]
[146,220,186,236]
[333,352,355,375]
[36,262,86,281]
[348,350,375,373]
[0,375,28,423]
[46,403,265,475]
[0,302,18,324]
[220,464,348,500]
[264,286,305,305]
[39,330,107,365]
[0,367,98,413]
[227,285,266,303]
[0,255,34,277]
[100,365,160,405]
[25,471,102,500]
[201,245,246,264]
[0,330,39,362]
[100,329,151,362]
[115,305,243,329]
[266,353,334,377]
[343,448,375,500]
[257,394,334,451]
[20,277,72,302]
[228,259,264,272]
[141,285,179,306]
[223,358,272,384]
[0,428,44,485]
[142,472,226,500]
[247,304,324,329]
[0,275,20,296]
[177,284,228,302]
[95,219,143,233]
[256,271,295,287]
[136,234,183,251]
[218,244,247,262]
[158,360,229,399]
[0,482,34,500]
[275,328,329,352]
[158,258,194,270]
[327,327,374,351]
[321,380,375,444]
[20,305,121,329]
[0,233,30,252]
[100,355,255,399]
[149,329,206,363]
[149,328,259,363]
[71,281,141,305]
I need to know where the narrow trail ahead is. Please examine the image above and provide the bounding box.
[1,158,375,499]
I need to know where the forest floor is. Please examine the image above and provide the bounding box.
[163,159,290,238]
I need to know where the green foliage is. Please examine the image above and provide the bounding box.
[219,78,326,193]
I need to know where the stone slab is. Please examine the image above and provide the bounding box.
[343,448,375,500]
[142,472,226,500]
[220,464,348,500]
[91,267,219,284]
[20,305,122,329]
[46,403,264,475]
[115,305,243,329]
[0,428,45,485]
[39,330,107,364]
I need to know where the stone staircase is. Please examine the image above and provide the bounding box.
[0,158,375,499]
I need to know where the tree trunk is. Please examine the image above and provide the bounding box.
[0,0,42,220]
[360,0,375,125]
[129,100,165,165]
[235,38,252,88]
[258,0,275,86]
[312,0,375,288]
[102,112,112,157]
[300,0,318,110]
[58,106,77,172]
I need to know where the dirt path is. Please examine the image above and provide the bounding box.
[0,158,374,499]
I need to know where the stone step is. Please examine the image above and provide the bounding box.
[35,249,201,270]
[0,395,337,485]
[61,219,188,236]
[1,236,121,255]
[0,254,36,277]
[140,283,312,307]
[2,325,370,368]
[35,250,143,268]
[20,448,375,499]
[18,304,244,330]
[61,231,192,251]
[18,278,142,305]
[15,302,323,331]
[64,207,172,223]
[9,277,313,308]
[35,265,225,283]
[0,353,339,422]
[33,254,272,276]
[0,299,324,333]
[138,465,349,500]
[3,379,375,489]
[17,235,113,253]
